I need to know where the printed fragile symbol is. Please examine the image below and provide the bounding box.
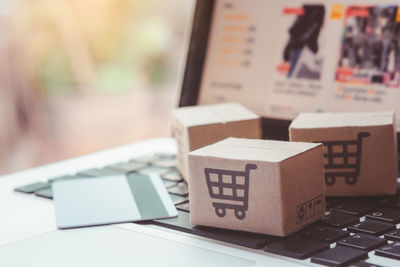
[298,206,306,220]
[297,195,324,224]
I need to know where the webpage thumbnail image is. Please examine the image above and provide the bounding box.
[276,5,325,81]
[336,5,400,88]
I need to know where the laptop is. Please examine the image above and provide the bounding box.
[4,0,400,266]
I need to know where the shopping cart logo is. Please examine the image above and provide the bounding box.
[319,132,370,186]
[204,164,257,220]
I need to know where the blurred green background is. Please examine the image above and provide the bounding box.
[0,0,194,174]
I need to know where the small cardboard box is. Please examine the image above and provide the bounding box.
[172,103,261,181]
[289,111,398,196]
[188,137,325,237]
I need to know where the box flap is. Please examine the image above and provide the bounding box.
[173,103,259,127]
[189,137,321,162]
[290,111,394,129]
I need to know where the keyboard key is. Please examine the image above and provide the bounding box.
[105,162,147,173]
[48,175,83,183]
[153,210,282,249]
[76,168,122,177]
[168,182,188,196]
[349,261,384,267]
[34,188,53,199]
[326,198,342,210]
[265,236,329,259]
[300,224,348,243]
[14,182,50,194]
[333,200,377,216]
[162,180,176,188]
[168,194,188,205]
[130,155,159,164]
[387,197,400,209]
[375,242,400,260]
[311,246,368,266]
[154,153,175,159]
[384,229,400,241]
[161,171,183,182]
[337,234,387,251]
[139,166,171,176]
[176,202,190,212]
[374,195,397,207]
[153,158,177,168]
[365,208,400,224]
[347,220,395,236]
[321,212,359,228]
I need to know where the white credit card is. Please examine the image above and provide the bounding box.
[52,173,178,229]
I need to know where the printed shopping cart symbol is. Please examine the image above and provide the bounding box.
[204,164,257,220]
[319,132,370,186]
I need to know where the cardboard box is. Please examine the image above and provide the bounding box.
[289,111,398,196]
[172,103,261,181]
[188,137,325,237]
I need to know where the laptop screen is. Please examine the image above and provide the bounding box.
[196,0,400,131]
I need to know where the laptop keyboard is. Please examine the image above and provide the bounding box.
[14,153,400,266]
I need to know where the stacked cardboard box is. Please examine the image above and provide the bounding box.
[188,137,325,237]
[290,111,397,196]
[172,103,261,181]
